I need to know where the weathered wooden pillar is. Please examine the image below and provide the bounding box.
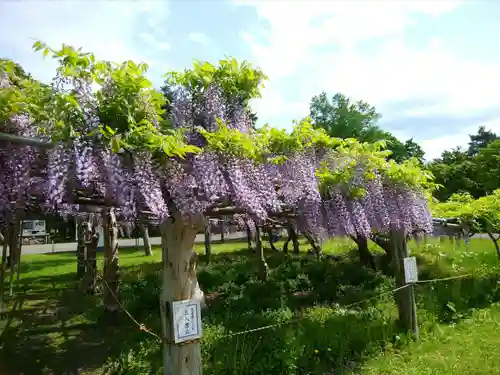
[103,208,120,313]
[142,225,153,256]
[204,220,211,263]
[391,229,418,338]
[246,223,253,252]
[8,219,21,296]
[220,219,225,243]
[255,226,269,281]
[0,229,9,314]
[76,217,86,278]
[83,220,99,295]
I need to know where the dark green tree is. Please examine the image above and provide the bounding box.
[468,126,498,156]
[428,147,482,201]
[309,91,425,163]
[475,139,500,194]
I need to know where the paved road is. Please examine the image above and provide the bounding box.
[22,231,248,254]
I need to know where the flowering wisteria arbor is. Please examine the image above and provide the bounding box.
[0,42,435,375]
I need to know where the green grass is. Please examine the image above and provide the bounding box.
[0,237,499,374]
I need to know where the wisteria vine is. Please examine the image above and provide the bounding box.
[0,43,434,241]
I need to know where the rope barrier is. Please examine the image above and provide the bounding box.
[85,258,489,344]
[414,273,475,284]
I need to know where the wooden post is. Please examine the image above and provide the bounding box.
[8,219,21,296]
[76,217,86,279]
[103,208,120,313]
[83,220,99,295]
[142,225,153,256]
[0,229,9,315]
[352,235,376,270]
[255,226,269,281]
[391,229,418,338]
[246,223,253,252]
[220,219,225,243]
[159,213,204,375]
[204,220,211,263]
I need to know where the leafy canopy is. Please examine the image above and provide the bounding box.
[165,58,267,106]
[431,191,500,235]
[309,91,425,163]
[316,141,436,199]
[27,41,200,158]
[3,41,436,203]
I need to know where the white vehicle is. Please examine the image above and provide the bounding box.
[22,220,49,244]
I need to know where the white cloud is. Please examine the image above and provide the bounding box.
[421,117,500,161]
[0,0,170,83]
[139,33,171,51]
[236,0,500,136]
[188,32,212,45]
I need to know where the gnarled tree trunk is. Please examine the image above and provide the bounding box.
[351,235,376,270]
[371,234,393,265]
[487,232,500,260]
[304,231,322,260]
[159,213,205,375]
[142,225,153,256]
[103,208,120,313]
[266,226,279,252]
[283,223,300,255]
[76,217,86,279]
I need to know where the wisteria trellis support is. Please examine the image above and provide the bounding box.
[0,132,51,310]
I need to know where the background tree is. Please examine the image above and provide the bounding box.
[468,126,498,156]
[309,91,425,163]
[428,127,500,201]
[427,147,481,201]
[475,139,500,194]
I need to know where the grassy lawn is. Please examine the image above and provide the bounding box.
[0,237,499,374]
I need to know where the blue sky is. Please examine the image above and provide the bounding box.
[1,0,500,160]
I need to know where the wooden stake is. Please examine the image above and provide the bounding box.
[255,226,269,281]
[391,229,419,338]
[204,221,211,263]
[83,220,99,295]
[103,208,120,313]
[76,217,86,279]
[246,223,253,252]
[142,225,153,256]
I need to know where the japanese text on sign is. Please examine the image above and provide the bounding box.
[403,256,418,283]
[172,299,202,343]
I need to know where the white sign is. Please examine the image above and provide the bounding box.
[172,299,202,343]
[403,256,418,283]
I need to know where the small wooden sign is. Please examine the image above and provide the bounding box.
[403,256,418,283]
[171,299,202,343]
